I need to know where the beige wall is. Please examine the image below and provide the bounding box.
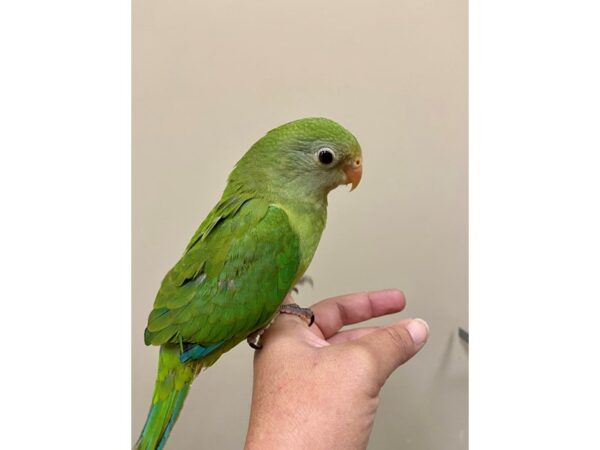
[133,1,467,449]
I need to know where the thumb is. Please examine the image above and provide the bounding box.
[354,318,429,383]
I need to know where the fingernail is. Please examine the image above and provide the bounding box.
[407,318,429,347]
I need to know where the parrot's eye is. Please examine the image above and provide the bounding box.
[317,148,335,165]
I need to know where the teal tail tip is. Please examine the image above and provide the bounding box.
[134,384,190,450]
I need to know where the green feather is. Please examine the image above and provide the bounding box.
[137,117,363,449]
[145,199,296,347]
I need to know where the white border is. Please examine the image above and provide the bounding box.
[0,2,131,448]
[470,1,600,448]
[2,1,600,448]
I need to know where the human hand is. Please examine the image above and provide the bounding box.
[244,289,429,450]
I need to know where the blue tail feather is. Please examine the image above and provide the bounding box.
[156,386,189,450]
[135,383,190,450]
[135,346,193,450]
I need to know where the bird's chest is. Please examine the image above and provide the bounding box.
[278,201,327,278]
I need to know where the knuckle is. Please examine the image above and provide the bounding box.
[383,326,413,356]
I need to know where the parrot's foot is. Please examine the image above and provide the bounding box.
[279,303,315,326]
[246,303,314,350]
[292,275,314,294]
[247,329,265,350]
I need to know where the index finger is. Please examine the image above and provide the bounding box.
[311,289,406,339]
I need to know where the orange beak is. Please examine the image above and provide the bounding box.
[343,158,363,191]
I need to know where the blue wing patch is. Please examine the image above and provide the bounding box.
[179,341,226,363]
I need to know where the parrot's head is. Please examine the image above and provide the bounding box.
[230,117,363,202]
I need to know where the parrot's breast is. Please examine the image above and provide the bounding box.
[273,200,327,280]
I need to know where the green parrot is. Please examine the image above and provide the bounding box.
[135,117,363,450]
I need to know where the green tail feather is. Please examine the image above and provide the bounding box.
[135,346,195,450]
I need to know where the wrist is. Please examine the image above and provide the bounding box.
[244,388,376,450]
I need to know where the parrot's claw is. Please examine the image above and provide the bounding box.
[247,329,265,350]
[292,275,314,294]
[279,303,315,326]
[247,303,314,349]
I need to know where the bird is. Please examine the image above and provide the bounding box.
[135,117,363,450]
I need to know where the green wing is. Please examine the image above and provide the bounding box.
[144,196,301,349]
